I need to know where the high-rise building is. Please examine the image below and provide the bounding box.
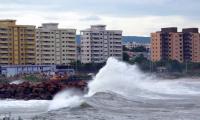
[151,27,200,63]
[0,19,35,65]
[182,28,200,63]
[36,23,77,65]
[80,25,122,63]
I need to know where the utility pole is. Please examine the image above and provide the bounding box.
[150,60,153,73]
[185,61,188,73]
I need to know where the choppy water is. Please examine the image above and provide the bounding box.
[1,58,200,120]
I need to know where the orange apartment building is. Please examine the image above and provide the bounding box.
[151,27,200,63]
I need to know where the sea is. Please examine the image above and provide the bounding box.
[0,58,200,120]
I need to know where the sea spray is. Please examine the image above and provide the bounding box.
[48,57,200,110]
[10,80,24,85]
[87,57,146,96]
[48,89,84,111]
[88,57,200,97]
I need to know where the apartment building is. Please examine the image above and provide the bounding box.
[182,28,200,63]
[36,23,77,65]
[0,20,35,65]
[151,27,200,63]
[124,42,150,51]
[80,25,122,63]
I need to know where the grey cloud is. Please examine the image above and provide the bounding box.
[1,0,200,19]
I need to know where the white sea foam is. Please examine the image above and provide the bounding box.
[48,89,84,111]
[0,100,49,108]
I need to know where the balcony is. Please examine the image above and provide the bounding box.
[41,45,51,48]
[0,59,9,64]
[0,44,10,48]
[0,36,9,39]
[25,56,35,59]
[0,55,9,58]
[25,50,35,53]
[66,50,76,53]
[0,40,9,44]
[66,48,76,51]
[25,46,35,49]
[0,28,9,32]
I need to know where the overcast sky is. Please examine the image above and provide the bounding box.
[1,0,200,36]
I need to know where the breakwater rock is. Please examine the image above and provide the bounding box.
[0,79,87,100]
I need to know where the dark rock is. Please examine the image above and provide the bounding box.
[0,78,88,100]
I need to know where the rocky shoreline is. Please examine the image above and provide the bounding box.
[0,78,88,100]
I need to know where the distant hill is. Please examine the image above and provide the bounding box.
[76,35,150,45]
[122,36,150,44]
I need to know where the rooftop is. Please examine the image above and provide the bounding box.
[0,19,16,22]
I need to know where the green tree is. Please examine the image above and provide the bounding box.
[166,60,183,72]
[123,52,130,62]
[123,45,129,51]
[129,54,150,71]
[131,46,147,52]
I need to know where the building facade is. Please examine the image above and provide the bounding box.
[124,42,150,51]
[151,27,200,63]
[36,23,77,65]
[0,20,35,65]
[80,25,122,63]
[182,28,200,63]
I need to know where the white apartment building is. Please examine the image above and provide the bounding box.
[80,25,122,63]
[36,23,77,65]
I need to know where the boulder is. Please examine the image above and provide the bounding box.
[0,78,87,100]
